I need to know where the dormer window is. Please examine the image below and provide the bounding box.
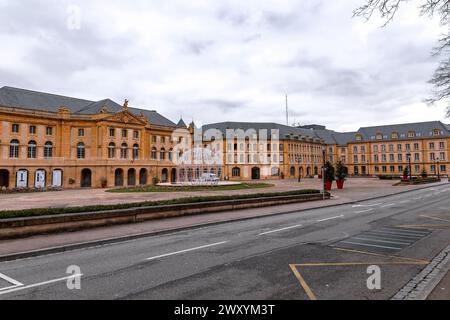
[433,129,441,136]
[391,132,399,139]
[355,134,362,141]
[408,131,416,138]
[376,133,383,140]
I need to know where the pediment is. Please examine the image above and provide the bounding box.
[103,111,147,125]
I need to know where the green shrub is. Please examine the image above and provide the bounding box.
[324,161,335,182]
[335,161,348,181]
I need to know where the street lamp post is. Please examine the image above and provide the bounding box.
[437,160,441,180]
[322,145,326,200]
[406,152,412,181]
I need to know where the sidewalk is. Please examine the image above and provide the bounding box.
[0,179,445,259]
[428,270,450,300]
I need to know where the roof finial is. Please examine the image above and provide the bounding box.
[123,99,129,111]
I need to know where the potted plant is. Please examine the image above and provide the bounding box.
[324,161,335,191]
[335,161,348,189]
[402,167,409,181]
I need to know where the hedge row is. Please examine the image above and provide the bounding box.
[0,189,321,220]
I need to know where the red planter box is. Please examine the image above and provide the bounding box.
[336,180,344,189]
[325,181,333,191]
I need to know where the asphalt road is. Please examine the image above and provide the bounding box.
[1,184,450,300]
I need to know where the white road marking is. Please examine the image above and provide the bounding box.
[0,272,23,287]
[258,224,303,236]
[0,273,24,292]
[146,241,228,261]
[0,274,83,296]
[317,215,344,223]
[341,241,402,250]
[420,215,450,223]
[381,203,396,208]
[352,237,411,246]
[352,203,383,208]
[372,230,425,238]
[354,209,375,214]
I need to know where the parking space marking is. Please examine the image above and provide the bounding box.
[290,249,428,300]
[0,273,24,292]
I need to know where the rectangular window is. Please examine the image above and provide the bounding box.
[78,129,85,137]
[12,124,20,133]
[373,145,378,153]
[441,165,447,172]
[397,144,402,151]
[46,127,53,136]
[430,143,435,150]
[406,144,411,151]
[109,128,115,137]
[415,153,420,161]
[29,125,36,134]
[152,136,157,143]
[430,153,436,161]
[133,131,139,139]
[398,154,403,161]
[440,142,445,150]
[390,154,394,162]
[390,166,395,173]
[122,129,128,138]
[440,152,446,161]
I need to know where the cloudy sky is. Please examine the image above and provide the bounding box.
[0,0,447,131]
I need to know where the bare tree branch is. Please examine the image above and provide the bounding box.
[355,0,450,113]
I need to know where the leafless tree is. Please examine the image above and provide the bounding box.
[354,0,450,114]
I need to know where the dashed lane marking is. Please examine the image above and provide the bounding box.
[259,224,303,236]
[146,241,229,261]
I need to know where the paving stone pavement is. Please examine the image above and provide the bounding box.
[392,245,450,300]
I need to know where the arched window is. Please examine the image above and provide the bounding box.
[151,147,157,160]
[28,141,37,159]
[168,148,173,161]
[44,142,53,159]
[77,143,85,159]
[108,143,115,159]
[10,140,19,159]
[232,167,241,177]
[133,144,139,160]
[121,143,128,159]
[160,148,166,160]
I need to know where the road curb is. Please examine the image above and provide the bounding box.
[0,182,447,263]
[392,244,450,300]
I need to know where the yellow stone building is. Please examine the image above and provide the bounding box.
[201,122,326,181]
[306,122,450,178]
[1,86,449,190]
[0,86,184,189]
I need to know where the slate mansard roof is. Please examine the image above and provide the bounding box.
[306,121,450,145]
[356,121,450,141]
[202,122,324,142]
[0,86,176,127]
